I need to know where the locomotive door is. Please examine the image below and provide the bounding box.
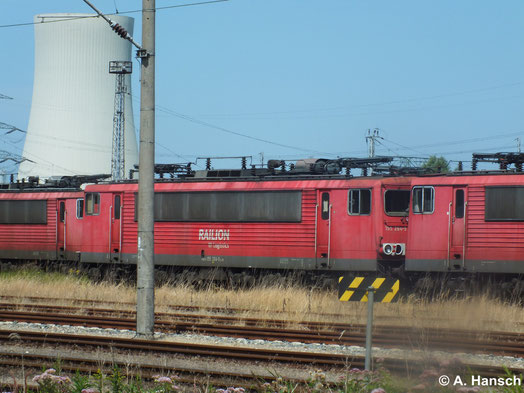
[449,187,467,268]
[110,194,123,257]
[56,199,67,258]
[316,191,332,268]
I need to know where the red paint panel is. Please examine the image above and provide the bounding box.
[407,174,524,265]
[0,191,82,253]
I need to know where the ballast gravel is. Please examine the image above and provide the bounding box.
[1,320,523,371]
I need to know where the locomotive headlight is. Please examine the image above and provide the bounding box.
[383,243,393,255]
[394,243,404,255]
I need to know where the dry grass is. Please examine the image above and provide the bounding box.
[0,268,522,333]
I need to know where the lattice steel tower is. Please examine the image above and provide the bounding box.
[109,61,133,180]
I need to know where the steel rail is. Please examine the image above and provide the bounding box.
[0,308,523,358]
[0,330,521,379]
[0,350,296,385]
[2,295,523,328]
[2,301,524,340]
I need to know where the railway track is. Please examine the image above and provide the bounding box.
[0,329,520,379]
[0,303,523,359]
[0,347,302,387]
[2,294,522,329]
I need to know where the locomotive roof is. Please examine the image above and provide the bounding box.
[5,153,523,191]
[83,174,412,192]
[412,170,524,186]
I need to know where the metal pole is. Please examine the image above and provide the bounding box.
[365,286,375,370]
[136,0,155,338]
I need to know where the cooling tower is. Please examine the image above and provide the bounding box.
[18,13,139,180]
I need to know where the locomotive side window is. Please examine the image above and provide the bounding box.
[114,195,121,219]
[76,199,84,219]
[412,187,434,214]
[455,190,464,219]
[384,190,410,216]
[348,189,371,215]
[85,193,100,215]
[59,202,65,223]
[321,193,330,220]
[137,191,302,222]
[0,200,47,224]
[485,186,524,221]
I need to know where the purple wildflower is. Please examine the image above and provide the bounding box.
[55,376,72,385]
[32,373,52,383]
[81,389,100,393]
[154,376,172,384]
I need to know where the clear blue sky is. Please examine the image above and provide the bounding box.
[1,0,523,174]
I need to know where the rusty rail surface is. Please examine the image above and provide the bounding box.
[0,329,521,379]
[0,304,522,358]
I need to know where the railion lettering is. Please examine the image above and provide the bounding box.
[198,229,230,241]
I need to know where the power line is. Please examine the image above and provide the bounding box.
[380,137,427,156]
[385,131,523,151]
[433,144,519,156]
[0,122,26,134]
[191,82,524,118]
[156,142,198,163]
[118,0,229,14]
[155,104,336,156]
[1,139,80,175]
[0,0,229,29]
[380,132,523,156]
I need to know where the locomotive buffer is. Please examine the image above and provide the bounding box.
[338,276,400,371]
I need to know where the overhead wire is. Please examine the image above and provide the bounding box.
[380,133,523,156]
[1,139,82,175]
[155,104,336,156]
[0,0,229,29]
[125,91,338,157]
[192,82,524,118]
[432,144,519,157]
[383,131,523,151]
[380,137,427,156]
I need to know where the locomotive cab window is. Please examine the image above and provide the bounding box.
[384,190,410,216]
[412,187,434,214]
[348,189,371,215]
[321,193,330,220]
[76,199,84,219]
[85,193,100,215]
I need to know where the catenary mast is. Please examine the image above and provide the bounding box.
[83,0,155,337]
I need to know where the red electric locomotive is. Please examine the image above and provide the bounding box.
[0,181,84,263]
[78,173,411,279]
[405,172,524,275]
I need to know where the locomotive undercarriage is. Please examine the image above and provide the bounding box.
[409,272,524,300]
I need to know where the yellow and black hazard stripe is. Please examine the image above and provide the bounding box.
[338,276,399,303]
